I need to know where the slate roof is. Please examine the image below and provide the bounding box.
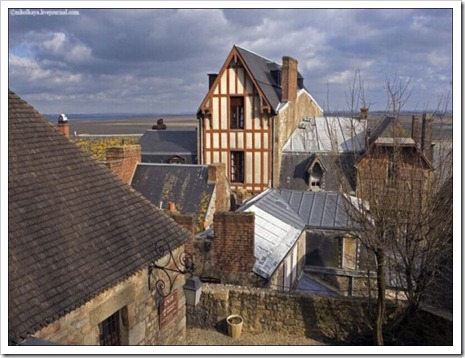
[235,46,323,113]
[139,129,197,163]
[8,90,192,343]
[131,163,215,228]
[279,153,357,192]
[239,189,354,279]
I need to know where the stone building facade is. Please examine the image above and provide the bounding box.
[34,247,187,345]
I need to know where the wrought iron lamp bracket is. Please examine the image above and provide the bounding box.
[147,238,195,299]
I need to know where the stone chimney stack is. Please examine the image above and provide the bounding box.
[411,114,421,147]
[57,114,70,137]
[421,113,434,162]
[213,212,255,273]
[207,162,230,212]
[281,56,298,103]
[105,145,141,184]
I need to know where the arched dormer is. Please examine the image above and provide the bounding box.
[306,156,326,191]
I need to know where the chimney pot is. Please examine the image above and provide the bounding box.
[168,201,177,213]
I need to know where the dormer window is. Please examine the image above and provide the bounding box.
[307,161,324,191]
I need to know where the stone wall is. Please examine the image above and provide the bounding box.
[272,89,323,188]
[34,247,187,345]
[187,284,453,345]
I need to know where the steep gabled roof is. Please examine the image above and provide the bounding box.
[8,90,192,343]
[198,45,309,115]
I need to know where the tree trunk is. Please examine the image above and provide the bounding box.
[374,251,386,345]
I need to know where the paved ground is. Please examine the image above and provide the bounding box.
[186,327,327,346]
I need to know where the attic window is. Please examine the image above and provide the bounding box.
[230,96,244,129]
[308,162,323,191]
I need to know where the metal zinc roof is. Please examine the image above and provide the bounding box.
[279,189,351,229]
[246,206,303,279]
[282,117,367,153]
[240,189,352,279]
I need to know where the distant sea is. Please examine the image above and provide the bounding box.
[44,113,196,122]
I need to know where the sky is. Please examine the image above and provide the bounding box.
[6,4,455,115]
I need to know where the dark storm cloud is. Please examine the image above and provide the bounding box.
[7,7,453,114]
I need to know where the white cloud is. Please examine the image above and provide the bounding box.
[9,54,82,86]
[427,50,450,68]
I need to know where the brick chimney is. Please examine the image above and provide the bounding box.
[421,113,433,162]
[105,145,141,184]
[213,212,255,272]
[208,163,230,212]
[57,114,70,137]
[411,114,421,147]
[281,56,298,103]
[169,212,195,255]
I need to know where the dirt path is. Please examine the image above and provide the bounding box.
[186,327,327,346]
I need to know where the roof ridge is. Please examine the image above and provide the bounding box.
[234,45,279,65]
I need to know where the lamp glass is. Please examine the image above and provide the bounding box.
[183,277,202,306]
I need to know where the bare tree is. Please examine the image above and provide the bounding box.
[335,73,453,345]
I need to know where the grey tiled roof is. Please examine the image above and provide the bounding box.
[8,90,191,343]
[131,163,215,228]
[139,129,198,163]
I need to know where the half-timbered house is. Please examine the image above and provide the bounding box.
[197,45,323,195]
